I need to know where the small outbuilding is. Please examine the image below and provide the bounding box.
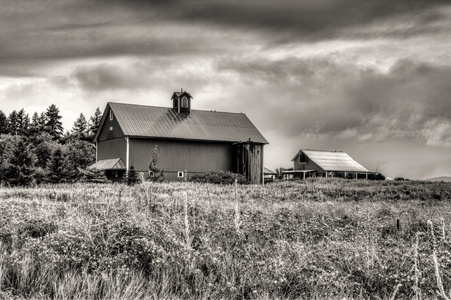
[290,149,371,179]
[263,167,277,183]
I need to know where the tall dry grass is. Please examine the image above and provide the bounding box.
[0,179,450,299]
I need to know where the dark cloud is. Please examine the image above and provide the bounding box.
[72,64,150,91]
[68,59,219,93]
[119,0,451,41]
[1,0,450,65]
[0,0,218,62]
[216,56,451,147]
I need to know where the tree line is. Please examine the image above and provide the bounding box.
[0,105,105,186]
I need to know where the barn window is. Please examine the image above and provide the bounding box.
[178,171,184,178]
[148,171,155,178]
[181,97,188,108]
[110,110,114,121]
[299,153,307,164]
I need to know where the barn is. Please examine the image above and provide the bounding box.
[90,91,268,184]
[289,149,371,179]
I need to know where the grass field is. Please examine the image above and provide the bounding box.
[0,179,451,299]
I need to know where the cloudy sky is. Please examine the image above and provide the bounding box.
[1,0,451,179]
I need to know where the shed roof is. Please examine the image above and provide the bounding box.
[96,102,268,144]
[292,149,369,172]
[264,167,277,175]
[89,158,126,170]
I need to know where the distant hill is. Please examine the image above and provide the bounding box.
[424,176,451,182]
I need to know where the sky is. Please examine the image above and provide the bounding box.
[1,0,451,180]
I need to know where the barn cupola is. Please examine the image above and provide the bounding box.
[171,89,193,114]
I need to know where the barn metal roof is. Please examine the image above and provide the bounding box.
[89,158,126,170]
[172,91,192,98]
[292,149,369,172]
[106,102,268,144]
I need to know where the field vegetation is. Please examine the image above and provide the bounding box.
[0,179,451,299]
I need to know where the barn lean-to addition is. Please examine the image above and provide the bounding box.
[90,91,268,184]
[288,149,371,179]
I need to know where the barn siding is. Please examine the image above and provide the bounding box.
[293,153,324,176]
[248,144,263,184]
[97,138,127,163]
[233,143,264,184]
[98,107,125,142]
[128,138,234,180]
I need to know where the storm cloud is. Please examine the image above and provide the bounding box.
[1,0,451,179]
[217,56,451,147]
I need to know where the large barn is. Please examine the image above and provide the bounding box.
[289,149,371,179]
[91,91,268,184]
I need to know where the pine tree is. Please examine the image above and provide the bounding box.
[65,139,95,169]
[29,112,43,139]
[45,104,64,140]
[71,113,88,140]
[5,140,35,186]
[126,165,140,185]
[88,107,102,140]
[32,133,55,169]
[0,110,7,134]
[48,147,66,183]
[149,145,164,181]
[39,112,48,132]
[78,168,109,183]
[7,110,18,135]
[16,109,30,137]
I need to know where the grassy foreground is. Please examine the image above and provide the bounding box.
[0,179,451,299]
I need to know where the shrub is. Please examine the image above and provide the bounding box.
[368,173,386,180]
[78,167,110,183]
[190,170,247,184]
[125,165,140,185]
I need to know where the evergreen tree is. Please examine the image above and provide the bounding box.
[89,107,102,140]
[0,110,7,134]
[0,135,15,183]
[71,113,88,140]
[32,133,55,169]
[7,110,18,135]
[4,140,35,186]
[125,165,140,185]
[29,112,44,139]
[45,104,64,140]
[39,112,48,132]
[48,147,66,183]
[65,139,95,170]
[78,167,109,183]
[149,145,164,181]
[63,140,93,181]
[16,108,30,137]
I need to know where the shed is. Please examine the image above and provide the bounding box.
[91,90,268,183]
[264,167,277,183]
[291,149,371,179]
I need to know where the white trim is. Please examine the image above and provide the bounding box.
[125,136,130,171]
[181,96,188,108]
